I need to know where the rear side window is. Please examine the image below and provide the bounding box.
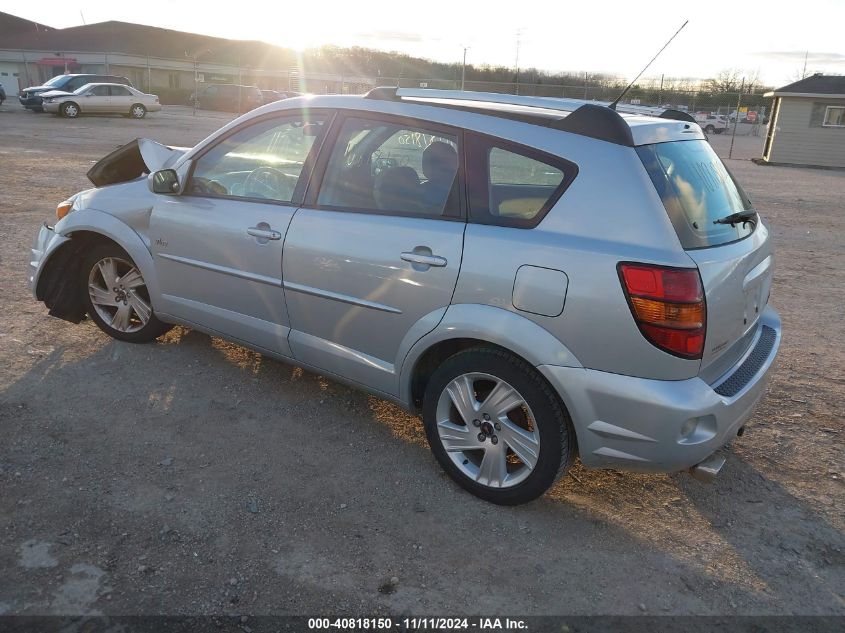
[466,134,575,228]
[637,140,755,249]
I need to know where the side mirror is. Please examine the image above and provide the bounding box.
[150,169,181,194]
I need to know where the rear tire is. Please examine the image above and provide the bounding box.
[80,243,172,343]
[130,103,147,119]
[422,347,576,505]
[704,124,715,134]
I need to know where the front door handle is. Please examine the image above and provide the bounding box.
[247,226,282,241]
[401,252,447,267]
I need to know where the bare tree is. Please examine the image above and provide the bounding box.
[703,68,761,93]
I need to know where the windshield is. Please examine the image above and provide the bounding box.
[637,140,755,249]
[73,84,95,95]
[43,75,70,87]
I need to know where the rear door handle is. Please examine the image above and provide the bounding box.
[401,252,447,267]
[247,226,282,241]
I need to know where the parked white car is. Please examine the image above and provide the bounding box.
[41,83,161,119]
[693,112,729,134]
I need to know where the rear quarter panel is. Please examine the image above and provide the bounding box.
[453,139,701,380]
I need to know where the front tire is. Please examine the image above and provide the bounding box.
[80,243,171,343]
[704,124,715,134]
[422,347,576,505]
[61,102,79,118]
[130,103,147,119]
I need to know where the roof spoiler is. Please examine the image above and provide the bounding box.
[659,108,697,123]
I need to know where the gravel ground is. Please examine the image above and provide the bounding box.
[0,103,842,618]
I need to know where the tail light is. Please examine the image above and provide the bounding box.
[618,262,706,359]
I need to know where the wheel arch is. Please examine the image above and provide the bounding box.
[399,304,582,410]
[37,210,160,321]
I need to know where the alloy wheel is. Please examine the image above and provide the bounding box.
[435,372,540,489]
[87,257,152,333]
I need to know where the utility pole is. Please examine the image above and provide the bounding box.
[193,56,198,117]
[659,73,664,105]
[189,48,211,117]
[728,77,744,159]
[801,50,808,79]
[460,46,468,91]
[583,71,588,99]
[514,29,522,95]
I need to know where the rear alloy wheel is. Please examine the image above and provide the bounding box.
[80,244,171,343]
[61,102,79,118]
[422,347,576,505]
[130,103,147,119]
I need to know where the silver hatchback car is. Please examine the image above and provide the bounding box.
[29,89,781,504]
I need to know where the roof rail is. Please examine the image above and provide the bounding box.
[362,87,696,145]
[366,87,694,119]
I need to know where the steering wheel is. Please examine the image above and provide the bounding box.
[243,166,297,200]
[189,176,228,196]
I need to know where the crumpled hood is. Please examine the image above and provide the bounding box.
[86,138,189,187]
[40,90,75,99]
[22,85,55,93]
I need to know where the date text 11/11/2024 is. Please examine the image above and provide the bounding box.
[307,618,529,630]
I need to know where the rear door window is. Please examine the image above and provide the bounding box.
[637,140,755,248]
[466,134,575,228]
[315,116,461,218]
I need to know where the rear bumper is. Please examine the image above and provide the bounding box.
[539,306,781,473]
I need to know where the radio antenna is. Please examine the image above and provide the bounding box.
[609,20,688,110]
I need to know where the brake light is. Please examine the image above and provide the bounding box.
[618,263,706,359]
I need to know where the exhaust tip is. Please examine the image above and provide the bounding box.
[690,455,726,483]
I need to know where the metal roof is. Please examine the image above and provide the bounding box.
[765,74,845,99]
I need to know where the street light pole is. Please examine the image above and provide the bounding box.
[193,57,198,117]
[460,47,468,91]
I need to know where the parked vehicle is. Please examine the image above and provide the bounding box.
[41,83,160,119]
[190,83,263,112]
[18,74,132,111]
[260,89,301,105]
[29,89,780,504]
[694,112,729,134]
[0,83,6,106]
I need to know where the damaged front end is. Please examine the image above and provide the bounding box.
[33,138,185,323]
[86,138,187,187]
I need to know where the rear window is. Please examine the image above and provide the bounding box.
[637,140,755,249]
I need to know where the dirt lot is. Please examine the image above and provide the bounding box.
[0,103,842,619]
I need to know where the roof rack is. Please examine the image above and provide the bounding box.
[363,87,696,146]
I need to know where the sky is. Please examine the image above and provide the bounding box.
[3,0,844,86]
